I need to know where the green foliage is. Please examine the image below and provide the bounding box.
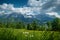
[46,21,52,31]
[38,25,46,31]
[0,15,60,40]
[0,18,60,31]
[31,21,37,30]
[27,20,38,30]
[0,28,17,40]
[51,18,60,31]
[27,24,32,30]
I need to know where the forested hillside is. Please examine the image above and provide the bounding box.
[0,18,60,31]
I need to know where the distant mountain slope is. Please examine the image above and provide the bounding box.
[0,13,55,23]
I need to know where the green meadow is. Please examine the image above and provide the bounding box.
[0,0,60,40]
[0,18,60,40]
[0,28,60,40]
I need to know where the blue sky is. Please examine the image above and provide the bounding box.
[0,0,28,7]
[0,0,60,18]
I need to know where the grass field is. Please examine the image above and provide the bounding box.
[0,28,60,40]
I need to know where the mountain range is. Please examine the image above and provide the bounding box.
[0,0,60,23]
[0,12,55,23]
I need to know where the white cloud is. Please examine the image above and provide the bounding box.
[46,12,60,18]
[0,3,14,10]
[28,0,48,7]
[24,15,33,18]
[0,4,32,15]
[0,0,60,18]
[0,11,4,14]
[0,3,40,15]
[28,0,41,7]
[14,7,32,14]
[0,3,8,9]
[56,0,60,4]
[0,3,41,18]
[46,6,56,12]
[0,0,49,18]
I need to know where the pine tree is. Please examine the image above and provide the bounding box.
[52,18,60,31]
[31,20,37,30]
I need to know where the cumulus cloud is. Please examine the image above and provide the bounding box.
[0,3,8,9]
[46,12,60,18]
[0,0,60,18]
[28,0,49,7]
[0,2,43,18]
[0,3,14,10]
[0,11,5,14]
[56,0,60,4]
[24,15,33,18]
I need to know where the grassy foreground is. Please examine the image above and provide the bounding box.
[0,28,60,40]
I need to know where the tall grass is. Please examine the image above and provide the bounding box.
[0,28,60,40]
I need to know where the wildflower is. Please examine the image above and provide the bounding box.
[30,34,34,37]
[25,35,28,37]
[23,32,29,34]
